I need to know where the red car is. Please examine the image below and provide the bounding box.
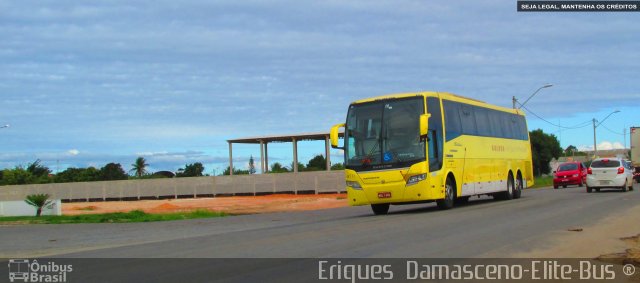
[553,162,587,189]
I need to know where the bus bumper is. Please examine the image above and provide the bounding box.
[346,182,445,206]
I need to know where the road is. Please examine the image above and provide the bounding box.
[1,185,639,282]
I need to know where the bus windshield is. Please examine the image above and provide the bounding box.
[345,97,425,171]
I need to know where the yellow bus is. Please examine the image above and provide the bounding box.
[330,92,534,215]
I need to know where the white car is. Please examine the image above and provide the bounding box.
[586,158,634,193]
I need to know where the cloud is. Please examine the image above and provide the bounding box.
[1,1,639,171]
[577,141,625,151]
[68,149,80,156]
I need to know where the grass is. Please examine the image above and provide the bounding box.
[0,209,226,224]
[530,176,553,189]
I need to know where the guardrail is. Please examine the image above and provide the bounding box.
[0,171,346,202]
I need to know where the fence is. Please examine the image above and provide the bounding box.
[0,171,346,202]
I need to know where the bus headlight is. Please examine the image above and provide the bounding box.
[346,181,362,190]
[406,174,427,186]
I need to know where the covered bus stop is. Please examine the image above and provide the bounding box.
[227,131,344,175]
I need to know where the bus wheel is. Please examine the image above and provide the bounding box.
[513,173,523,199]
[496,175,514,200]
[437,178,455,210]
[371,204,390,215]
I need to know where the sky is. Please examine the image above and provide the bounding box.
[1,1,639,174]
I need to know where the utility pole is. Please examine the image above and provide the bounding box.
[623,127,627,149]
[593,118,597,158]
[592,110,620,158]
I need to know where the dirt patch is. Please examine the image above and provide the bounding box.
[74,205,98,211]
[597,234,640,267]
[63,194,348,215]
[154,203,180,210]
[513,204,640,261]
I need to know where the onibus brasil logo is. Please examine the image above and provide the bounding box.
[8,259,72,282]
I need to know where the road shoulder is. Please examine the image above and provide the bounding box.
[511,200,640,260]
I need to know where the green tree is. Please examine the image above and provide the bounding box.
[222,166,250,175]
[54,167,101,183]
[177,162,205,177]
[530,129,562,176]
[25,194,53,217]
[565,145,578,156]
[100,163,128,180]
[306,154,327,171]
[0,167,32,185]
[330,163,345,170]
[248,155,256,174]
[290,162,306,172]
[269,162,289,173]
[130,157,149,177]
[25,160,52,184]
[27,159,51,178]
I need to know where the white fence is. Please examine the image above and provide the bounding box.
[0,200,62,216]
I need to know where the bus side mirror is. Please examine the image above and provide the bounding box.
[330,123,345,149]
[420,114,431,139]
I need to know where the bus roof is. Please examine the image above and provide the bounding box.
[350,91,524,116]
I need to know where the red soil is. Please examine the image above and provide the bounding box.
[63,194,349,215]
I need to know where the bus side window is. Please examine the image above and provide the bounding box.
[427,97,443,172]
[428,130,439,171]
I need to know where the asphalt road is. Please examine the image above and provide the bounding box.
[2,184,639,282]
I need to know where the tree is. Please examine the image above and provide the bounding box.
[176,162,205,177]
[0,161,52,186]
[222,166,250,175]
[0,167,32,185]
[306,154,327,171]
[290,162,306,172]
[100,163,128,180]
[25,160,52,184]
[248,155,256,174]
[25,194,53,217]
[530,129,563,176]
[269,162,289,173]
[54,167,100,183]
[27,159,51,178]
[565,145,578,156]
[130,157,149,177]
[330,163,345,170]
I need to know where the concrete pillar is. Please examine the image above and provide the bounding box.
[325,135,331,171]
[260,140,265,174]
[265,142,269,173]
[228,142,233,176]
[293,137,298,173]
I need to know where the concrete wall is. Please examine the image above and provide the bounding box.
[0,171,346,202]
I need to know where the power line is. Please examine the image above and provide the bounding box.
[600,123,624,136]
[518,103,592,130]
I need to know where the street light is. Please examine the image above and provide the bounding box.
[592,110,620,158]
[513,84,554,109]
